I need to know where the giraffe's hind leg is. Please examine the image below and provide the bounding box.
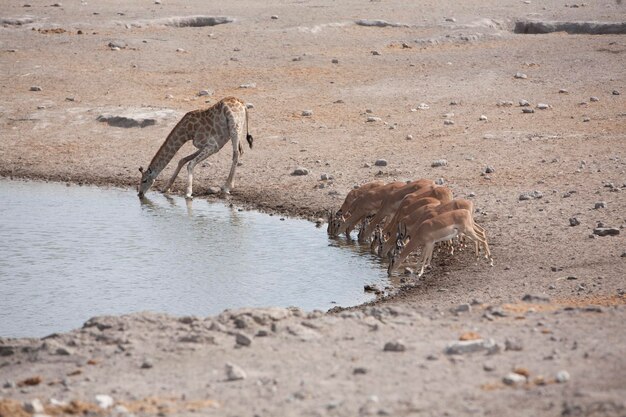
[222,125,242,194]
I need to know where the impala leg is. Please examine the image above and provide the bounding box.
[418,242,434,277]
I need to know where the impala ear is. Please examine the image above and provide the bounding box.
[139,167,144,173]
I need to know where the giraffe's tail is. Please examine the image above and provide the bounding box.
[245,106,253,149]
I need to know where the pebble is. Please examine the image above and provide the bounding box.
[235,333,252,347]
[383,340,406,352]
[239,83,256,89]
[555,370,570,383]
[225,363,246,381]
[559,89,569,94]
[443,120,455,125]
[479,115,488,121]
[371,50,381,56]
[537,103,549,110]
[207,186,222,194]
[431,159,448,168]
[483,363,496,372]
[444,338,499,355]
[503,372,527,385]
[450,303,471,314]
[198,89,213,96]
[613,90,620,95]
[246,102,254,109]
[23,399,44,414]
[292,167,309,176]
[416,103,430,110]
[514,72,528,79]
[176,48,186,52]
[519,99,530,107]
[366,116,381,122]
[594,201,607,209]
[593,227,620,237]
[301,110,313,117]
[320,173,329,180]
[590,96,599,102]
[522,108,535,114]
[374,159,387,167]
[497,100,513,107]
[445,17,456,22]
[95,394,114,409]
[406,134,413,140]
[331,58,339,64]
[141,359,153,369]
[569,217,581,226]
[435,178,445,185]
[505,337,524,351]
[522,294,550,303]
[271,15,278,19]
[583,117,591,122]
[30,86,42,91]
[484,166,495,174]
[353,367,368,375]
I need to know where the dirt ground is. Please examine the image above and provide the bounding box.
[1,0,626,416]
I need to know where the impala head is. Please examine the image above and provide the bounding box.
[137,166,156,198]
[371,225,384,255]
[327,209,343,237]
[357,215,372,241]
[387,246,401,276]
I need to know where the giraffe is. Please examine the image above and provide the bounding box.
[138,96,253,199]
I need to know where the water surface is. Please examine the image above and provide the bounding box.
[0,180,387,338]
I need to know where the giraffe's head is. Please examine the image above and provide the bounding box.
[138,166,155,197]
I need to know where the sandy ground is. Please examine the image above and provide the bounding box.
[1,0,626,416]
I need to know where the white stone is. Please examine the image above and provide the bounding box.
[225,363,246,381]
[95,394,114,409]
[556,370,570,383]
[503,372,527,385]
[23,399,45,414]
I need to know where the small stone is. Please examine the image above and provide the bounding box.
[559,89,569,94]
[444,339,499,355]
[364,284,383,294]
[198,89,213,96]
[479,115,488,121]
[537,103,549,110]
[320,173,329,180]
[271,15,278,19]
[374,159,387,167]
[95,394,114,409]
[594,201,607,209]
[505,337,523,351]
[239,83,256,89]
[3,381,15,389]
[235,333,252,347]
[383,340,406,352]
[366,116,381,122]
[353,367,368,375]
[406,134,413,140]
[443,120,455,125]
[519,99,530,107]
[23,399,45,414]
[416,103,430,110]
[483,363,496,372]
[371,50,381,56]
[435,178,445,185]
[468,192,476,197]
[207,186,222,195]
[612,90,620,96]
[140,359,153,369]
[569,217,580,226]
[522,108,535,114]
[514,72,528,79]
[56,347,73,355]
[593,227,620,237]
[484,166,495,174]
[176,48,186,53]
[450,303,471,314]
[445,17,456,22]
[225,363,246,381]
[590,96,600,102]
[522,294,550,303]
[331,58,339,64]
[30,86,42,92]
[431,159,448,168]
[555,370,570,383]
[583,117,591,122]
[292,167,309,176]
[246,102,254,109]
[503,372,527,385]
[301,110,313,117]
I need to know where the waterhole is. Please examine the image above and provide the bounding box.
[0,180,388,338]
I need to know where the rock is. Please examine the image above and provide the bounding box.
[503,372,527,385]
[435,178,445,185]
[207,186,222,195]
[331,58,339,64]
[583,117,591,122]
[271,15,278,19]
[519,99,530,107]
[225,363,246,381]
[23,399,45,414]
[484,166,495,174]
[95,394,114,409]
[537,103,549,110]
[479,115,488,121]
[292,167,309,176]
[450,303,471,314]
[519,190,542,201]
[353,367,368,375]
[522,294,550,303]
[497,100,513,107]
[406,134,413,140]
[555,370,570,383]
[416,103,430,110]
[514,72,528,79]
[505,337,523,351]
[55,346,73,355]
[559,89,569,94]
[431,159,448,168]
[522,108,535,113]
[569,217,580,226]
[198,89,213,96]
[3,380,15,388]
[239,83,256,89]
[371,50,381,56]
[483,363,496,372]
[30,86,42,92]
[514,20,626,35]
[301,110,313,117]
[374,159,387,167]
[593,228,620,237]
[141,359,153,369]
[235,333,252,347]
[590,96,599,102]
[594,201,607,209]
[444,338,499,355]
[383,340,406,352]
[445,17,456,22]
[355,19,408,28]
[320,173,329,180]
[364,284,383,294]
[107,40,126,49]
[613,90,620,95]
[366,116,381,122]
[96,108,178,128]
[443,119,455,125]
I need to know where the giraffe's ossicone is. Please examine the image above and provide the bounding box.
[138,97,253,199]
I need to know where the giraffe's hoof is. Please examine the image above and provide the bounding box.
[221,187,231,195]
[185,194,193,200]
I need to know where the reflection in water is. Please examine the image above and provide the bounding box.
[0,180,388,338]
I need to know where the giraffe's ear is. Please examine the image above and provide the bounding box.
[139,167,144,173]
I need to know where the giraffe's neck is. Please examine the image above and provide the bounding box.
[147,129,189,178]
